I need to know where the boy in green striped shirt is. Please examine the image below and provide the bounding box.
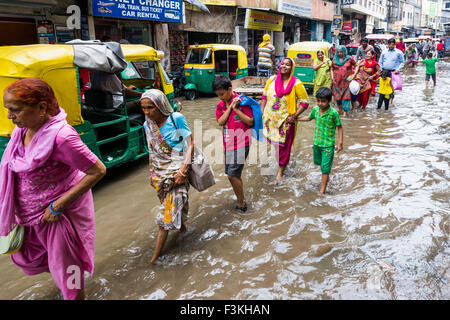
[298,87,343,194]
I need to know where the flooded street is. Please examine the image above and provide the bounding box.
[1,61,449,300]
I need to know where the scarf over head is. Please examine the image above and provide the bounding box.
[259,34,272,48]
[0,108,68,236]
[274,57,299,115]
[364,55,379,68]
[333,45,351,66]
[140,89,173,116]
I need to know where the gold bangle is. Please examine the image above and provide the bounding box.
[178,170,187,177]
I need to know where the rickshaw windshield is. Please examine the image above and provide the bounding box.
[121,60,156,80]
[186,48,212,64]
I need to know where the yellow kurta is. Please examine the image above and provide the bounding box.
[262,75,309,145]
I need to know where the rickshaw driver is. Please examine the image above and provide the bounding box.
[90,70,143,115]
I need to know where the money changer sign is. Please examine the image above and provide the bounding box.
[92,0,183,23]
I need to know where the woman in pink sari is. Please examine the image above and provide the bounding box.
[0,78,106,300]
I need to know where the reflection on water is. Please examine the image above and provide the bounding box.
[1,62,449,300]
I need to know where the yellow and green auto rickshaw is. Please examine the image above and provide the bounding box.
[183,44,248,100]
[287,41,334,90]
[0,42,174,168]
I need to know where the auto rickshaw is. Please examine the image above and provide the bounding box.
[0,42,174,168]
[183,44,248,100]
[287,41,334,90]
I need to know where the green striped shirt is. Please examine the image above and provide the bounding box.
[309,106,342,147]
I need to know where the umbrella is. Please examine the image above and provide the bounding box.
[183,0,210,13]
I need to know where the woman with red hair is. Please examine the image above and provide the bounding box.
[0,78,106,300]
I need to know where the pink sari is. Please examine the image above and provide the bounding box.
[0,108,98,300]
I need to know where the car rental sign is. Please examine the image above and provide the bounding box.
[92,0,183,23]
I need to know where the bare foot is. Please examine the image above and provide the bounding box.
[275,175,282,184]
[343,111,348,117]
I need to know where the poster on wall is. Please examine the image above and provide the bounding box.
[36,20,56,44]
[244,9,283,32]
[92,0,184,23]
[341,21,352,33]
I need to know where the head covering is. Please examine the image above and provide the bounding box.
[275,57,297,98]
[333,45,350,66]
[259,34,272,48]
[140,89,173,116]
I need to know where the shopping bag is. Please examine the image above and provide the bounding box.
[391,72,403,91]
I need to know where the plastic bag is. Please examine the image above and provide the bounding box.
[391,72,403,91]
[349,80,360,95]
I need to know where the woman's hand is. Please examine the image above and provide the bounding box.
[173,171,187,187]
[40,206,62,224]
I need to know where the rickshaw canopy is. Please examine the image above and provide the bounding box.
[0,44,82,137]
[288,41,333,53]
[0,43,170,138]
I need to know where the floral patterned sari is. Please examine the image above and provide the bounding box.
[145,119,189,230]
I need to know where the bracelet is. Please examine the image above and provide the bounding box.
[178,170,187,177]
[49,201,64,215]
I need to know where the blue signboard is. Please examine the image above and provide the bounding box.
[92,0,183,23]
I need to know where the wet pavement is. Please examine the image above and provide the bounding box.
[0,61,449,300]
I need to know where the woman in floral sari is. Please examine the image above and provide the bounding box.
[406,44,419,68]
[140,89,194,264]
[260,57,309,183]
[313,50,332,96]
[331,45,357,117]
[351,49,381,109]
[0,78,106,300]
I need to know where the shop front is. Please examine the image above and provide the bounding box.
[169,4,235,71]
[0,0,58,45]
[234,8,285,67]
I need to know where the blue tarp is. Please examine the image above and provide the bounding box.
[239,94,263,142]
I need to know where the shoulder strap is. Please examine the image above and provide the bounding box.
[169,112,183,143]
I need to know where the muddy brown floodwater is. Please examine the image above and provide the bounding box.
[1,62,449,300]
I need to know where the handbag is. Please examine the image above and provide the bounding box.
[188,146,216,192]
[169,113,216,192]
[0,225,24,255]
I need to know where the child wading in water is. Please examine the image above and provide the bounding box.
[298,87,343,194]
[214,75,254,212]
[422,53,439,89]
[377,70,395,111]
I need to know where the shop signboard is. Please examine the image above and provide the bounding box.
[278,0,312,18]
[341,21,352,33]
[36,20,56,44]
[92,0,183,23]
[244,9,283,32]
[332,15,343,31]
[201,0,235,5]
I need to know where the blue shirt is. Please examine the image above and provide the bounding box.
[379,48,405,71]
[160,112,192,151]
[144,112,192,152]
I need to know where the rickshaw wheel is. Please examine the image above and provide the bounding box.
[185,90,197,101]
